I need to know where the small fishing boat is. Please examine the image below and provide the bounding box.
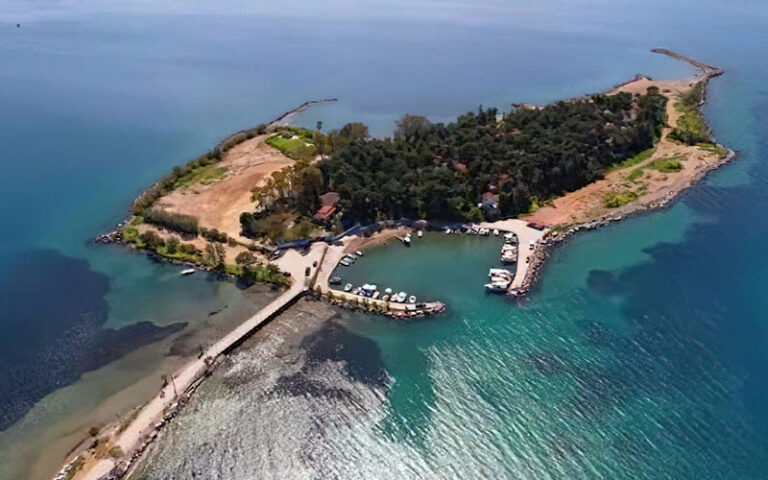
[355,250,364,257]
[484,282,508,293]
[352,287,361,295]
[382,294,391,302]
[417,230,423,238]
[329,276,343,285]
[372,291,381,299]
[408,295,417,304]
[384,287,393,295]
[396,291,407,303]
[403,235,411,246]
[344,254,357,262]
[493,229,500,236]
[344,283,353,292]
[180,268,195,276]
[445,228,452,234]
[340,259,351,267]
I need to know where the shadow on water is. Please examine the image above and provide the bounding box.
[273,315,389,400]
[0,249,186,432]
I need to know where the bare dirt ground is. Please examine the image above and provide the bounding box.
[157,134,292,239]
[137,135,294,261]
[527,76,728,227]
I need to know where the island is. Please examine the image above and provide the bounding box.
[61,49,731,480]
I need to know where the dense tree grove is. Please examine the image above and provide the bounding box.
[319,90,667,222]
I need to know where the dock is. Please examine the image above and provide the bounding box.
[477,219,548,292]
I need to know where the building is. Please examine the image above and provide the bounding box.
[314,192,340,221]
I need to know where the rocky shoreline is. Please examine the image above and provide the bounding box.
[513,148,737,298]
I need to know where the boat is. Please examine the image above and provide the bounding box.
[381,294,391,302]
[340,259,351,266]
[344,283,353,292]
[372,291,381,299]
[352,287,361,295]
[493,229,500,236]
[503,232,518,244]
[417,230,423,238]
[489,268,513,279]
[384,287,393,295]
[408,295,417,304]
[361,284,378,296]
[484,282,508,293]
[403,235,411,246]
[355,250,364,256]
[180,268,195,276]
[445,228,452,234]
[396,291,407,303]
[529,240,535,250]
[344,254,357,262]
[329,276,343,285]
[479,227,490,236]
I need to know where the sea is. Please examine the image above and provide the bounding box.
[1,0,767,479]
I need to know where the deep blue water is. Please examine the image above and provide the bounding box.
[1,0,768,479]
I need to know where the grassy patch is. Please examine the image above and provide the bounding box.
[121,226,142,246]
[603,190,640,208]
[266,127,316,160]
[608,148,655,173]
[155,245,205,264]
[699,142,729,157]
[626,168,644,182]
[647,156,683,172]
[174,165,228,190]
[668,84,712,145]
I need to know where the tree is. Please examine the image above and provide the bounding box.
[235,251,256,265]
[394,114,431,141]
[337,122,369,144]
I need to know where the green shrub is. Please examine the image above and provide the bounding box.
[138,231,164,249]
[144,208,199,235]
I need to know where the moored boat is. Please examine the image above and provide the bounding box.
[329,276,343,285]
[180,268,195,276]
[344,283,353,292]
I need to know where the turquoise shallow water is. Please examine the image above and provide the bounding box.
[2,0,768,478]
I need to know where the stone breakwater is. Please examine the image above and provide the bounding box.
[512,149,737,298]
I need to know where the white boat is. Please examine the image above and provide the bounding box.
[417,230,423,238]
[408,295,417,304]
[489,268,513,279]
[493,229,500,236]
[344,283,353,292]
[344,254,356,262]
[382,294,391,302]
[484,282,508,293]
[180,268,195,276]
[372,291,381,299]
[396,291,407,303]
[355,250,364,256]
[340,259,351,266]
[352,287,361,295]
[384,287,393,295]
[445,228,452,234]
[403,235,411,246]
